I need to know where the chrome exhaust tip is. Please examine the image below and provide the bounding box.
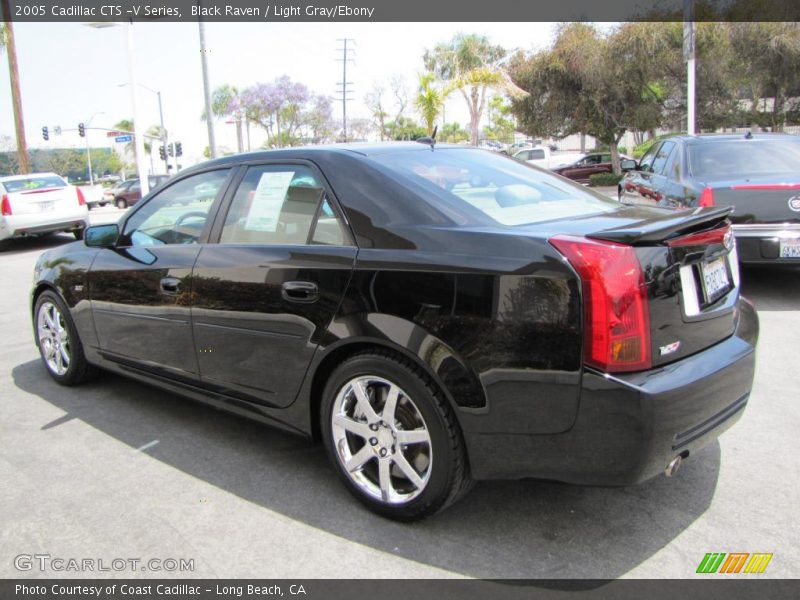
[665,455,682,477]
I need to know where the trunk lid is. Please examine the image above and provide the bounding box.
[7,186,79,216]
[546,205,739,371]
[591,206,739,368]
[703,175,800,225]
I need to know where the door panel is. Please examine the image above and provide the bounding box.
[89,167,233,380]
[191,245,356,407]
[89,246,201,378]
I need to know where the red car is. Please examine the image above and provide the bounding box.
[551,152,635,183]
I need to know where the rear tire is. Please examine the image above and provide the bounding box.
[73,229,84,241]
[116,198,127,209]
[321,350,473,521]
[34,290,97,386]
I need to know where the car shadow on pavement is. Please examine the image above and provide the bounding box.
[1,233,78,256]
[739,265,800,311]
[12,359,721,580]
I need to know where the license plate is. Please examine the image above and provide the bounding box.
[39,201,54,212]
[701,256,731,304]
[780,240,800,258]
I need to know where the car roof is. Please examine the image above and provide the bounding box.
[188,142,467,169]
[0,172,61,182]
[666,133,799,145]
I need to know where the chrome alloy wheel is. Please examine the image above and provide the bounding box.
[37,301,71,376]
[331,376,433,504]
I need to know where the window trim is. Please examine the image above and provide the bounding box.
[208,159,356,248]
[117,165,238,248]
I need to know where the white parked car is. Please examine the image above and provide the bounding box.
[0,173,88,250]
[513,146,552,168]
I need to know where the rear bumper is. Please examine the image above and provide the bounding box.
[733,223,800,263]
[1,211,87,240]
[465,297,759,484]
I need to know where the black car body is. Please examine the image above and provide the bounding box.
[619,133,800,263]
[551,152,635,183]
[31,144,758,520]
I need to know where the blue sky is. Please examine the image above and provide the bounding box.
[1,22,558,166]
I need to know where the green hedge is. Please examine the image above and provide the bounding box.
[588,173,623,187]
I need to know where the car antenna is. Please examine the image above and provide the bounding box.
[416,126,438,150]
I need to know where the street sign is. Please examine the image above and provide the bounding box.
[115,135,133,143]
[106,130,123,137]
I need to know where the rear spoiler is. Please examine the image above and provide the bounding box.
[588,207,732,245]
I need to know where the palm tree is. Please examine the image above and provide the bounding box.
[0,11,30,173]
[415,73,445,136]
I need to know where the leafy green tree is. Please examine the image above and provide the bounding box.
[483,95,515,142]
[365,84,390,140]
[439,122,470,143]
[415,73,445,135]
[386,117,426,141]
[424,34,507,145]
[510,23,666,173]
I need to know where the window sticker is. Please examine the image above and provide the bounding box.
[244,170,296,232]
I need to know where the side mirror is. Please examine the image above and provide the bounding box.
[620,159,637,171]
[84,224,120,248]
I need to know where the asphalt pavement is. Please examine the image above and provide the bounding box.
[1,216,798,579]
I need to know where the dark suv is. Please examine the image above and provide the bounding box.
[619,133,800,264]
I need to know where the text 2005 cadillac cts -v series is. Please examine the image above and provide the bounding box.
[31,143,758,520]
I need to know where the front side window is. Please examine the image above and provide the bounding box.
[122,169,230,246]
[652,141,675,175]
[220,164,349,246]
[639,143,661,173]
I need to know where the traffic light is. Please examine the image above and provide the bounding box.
[168,144,174,157]
[78,122,86,137]
[159,145,166,161]
[175,142,183,157]
[42,126,49,141]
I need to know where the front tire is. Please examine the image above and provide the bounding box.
[321,351,472,521]
[34,290,96,385]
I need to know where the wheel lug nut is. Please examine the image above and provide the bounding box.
[369,437,378,446]
[379,448,387,457]
[369,423,378,431]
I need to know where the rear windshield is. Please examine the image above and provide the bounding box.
[688,139,800,178]
[372,148,617,226]
[2,175,67,193]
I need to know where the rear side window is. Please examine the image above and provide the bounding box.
[688,139,800,178]
[529,149,546,160]
[2,175,67,193]
[220,165,350,246]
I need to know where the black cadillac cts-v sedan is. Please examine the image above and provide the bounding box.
[31,143,758,520]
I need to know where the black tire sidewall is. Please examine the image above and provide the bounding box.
[321,353,458,520]
[34,291,87,386]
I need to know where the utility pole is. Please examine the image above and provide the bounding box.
[1,0,30,173]
[198,7,216,158]
[684,0,696,136]
[335,39,355,142]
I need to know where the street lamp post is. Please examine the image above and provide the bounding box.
[85,21,149,195]
[84,111,104,186]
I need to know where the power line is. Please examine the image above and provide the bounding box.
[335,38,355,142]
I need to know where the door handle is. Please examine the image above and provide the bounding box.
[281,281,319,303]
[160,277,181,295]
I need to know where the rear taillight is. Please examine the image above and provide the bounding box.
[76,187,86,206]
[550,235,651,373]
[667,224,731,248]
[1,194,11,216]
[698,187,715,207]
